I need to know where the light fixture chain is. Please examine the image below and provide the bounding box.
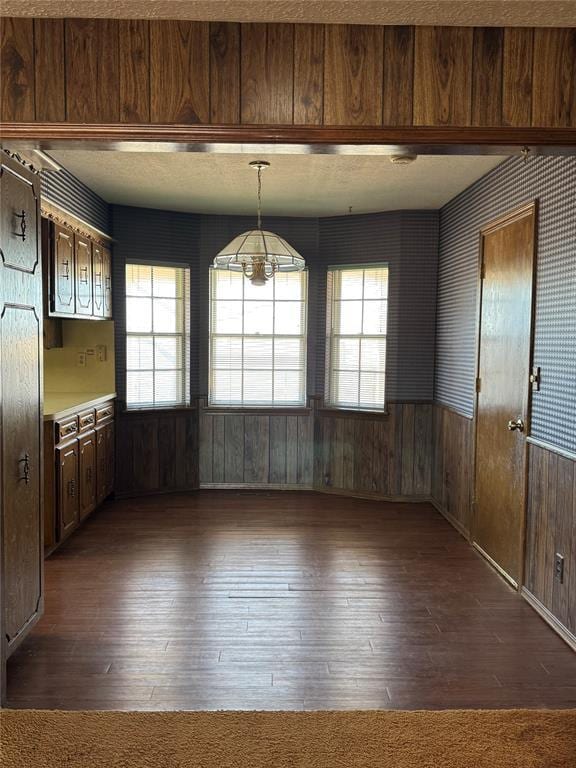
[257,165,262,230]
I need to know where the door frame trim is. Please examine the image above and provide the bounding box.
[471,200,538,589]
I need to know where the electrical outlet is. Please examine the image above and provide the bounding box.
[96,344,107,362]
[554,553,564,584]
[77,352,86,367]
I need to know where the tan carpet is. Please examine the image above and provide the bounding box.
[1,709,575,768]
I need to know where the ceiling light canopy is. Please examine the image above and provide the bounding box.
[213,160,305,286]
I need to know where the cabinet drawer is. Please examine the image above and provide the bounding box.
[78,409,96,433]
[96,402,114,423]
[56,417,78,443]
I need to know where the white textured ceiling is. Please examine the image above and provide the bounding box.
[2,0,575,26]
[48,151,506,216]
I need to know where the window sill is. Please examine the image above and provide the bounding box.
[202,405,312,416]
[317,406,389,420]
[122,404,197,415]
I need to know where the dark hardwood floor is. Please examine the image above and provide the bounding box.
[6,491,576,711]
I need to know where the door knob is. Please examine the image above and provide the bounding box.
[507,418,525,432]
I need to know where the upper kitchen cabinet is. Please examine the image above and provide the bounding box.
[44,217,113,320]
[74,234,93,316]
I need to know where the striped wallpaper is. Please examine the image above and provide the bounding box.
[435,155,576,454]
[41,161,110,234]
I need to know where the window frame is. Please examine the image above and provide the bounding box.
[324,262,389,414]
[208,267,309,409]
[125,260,191,411]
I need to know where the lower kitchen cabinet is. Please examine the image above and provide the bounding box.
[57,441,79,537]
[44,398,115,551]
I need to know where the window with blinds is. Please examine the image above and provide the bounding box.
[125,263,190,409]
[325,264,389,411]
[209,268,308,407]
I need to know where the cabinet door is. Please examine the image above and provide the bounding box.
[102,246,113,318]
[1,154,44,666]
[57,441,79,538]
[52,224,75,315]
[79,431,97,519]
[92,242,105,317]
[75,235,93,315]
[105,420,115,496]
[96,425,107,504]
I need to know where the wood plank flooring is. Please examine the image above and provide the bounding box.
[6,491,576,711]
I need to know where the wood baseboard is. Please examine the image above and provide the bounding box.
[317,486,430,504]
[200,484,314,491]
[521,588,576,652]
[429,497,471,540]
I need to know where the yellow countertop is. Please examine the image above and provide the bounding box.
[43,392,116,421]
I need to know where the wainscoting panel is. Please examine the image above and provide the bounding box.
[313,403,432,499]
[199,403,314,487]
[2,18,575,128]
[431,403,474,537]
[525,441,576,639]
[116,408,198,497]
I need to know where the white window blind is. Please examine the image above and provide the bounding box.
[325,264,389,411]
[209,268,307,407]
[125,263,190,409]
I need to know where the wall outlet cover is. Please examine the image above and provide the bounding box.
[77,352,87,367]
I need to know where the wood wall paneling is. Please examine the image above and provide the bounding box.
[525,443,575,636]
[314,404,431,499]
[293,24,324,125]
[65,19,120,123]
[150,20,210,124]
[241,23,294,124]
[209,22,240,124]
[414,26,473,126]
[472,27,503,126]
[116,410,198,496]
[199,407,314,487]
[2,20,576,130]
[382,26,414,127]
[431,404,474,537]
[532,28,576,127]
[0,17,35,122]
[119,19,150,123]
[324,24,383,126]
[34,19,65,122]
[502,28,533,127]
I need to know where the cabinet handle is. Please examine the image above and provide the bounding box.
[60,259,70,280]
[80,265,89,284]
[18,453,31,484]
[105,276,111,289]
[14,210,27,241]
[68,478,76,497]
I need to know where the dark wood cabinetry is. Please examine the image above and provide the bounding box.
[44,218,113,320]
[0,152,44,698]
[56,441,79,537]
[78,431,97,519]
[74,234,93,315]
[44,399,115,549]
[52,224,75,315]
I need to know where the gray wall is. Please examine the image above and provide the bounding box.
[435,155,576,454]
[111,206,439,406]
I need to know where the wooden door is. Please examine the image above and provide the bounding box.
[75,235,93,315]
[102,245,113,318]
[79,431,97,519]
[92,241,105,317]
[0,153,44,677]
[52,223,75,315]
[473,202,537,587]
[57,441,79,537]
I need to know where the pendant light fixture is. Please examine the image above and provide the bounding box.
[213,160,305,286]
